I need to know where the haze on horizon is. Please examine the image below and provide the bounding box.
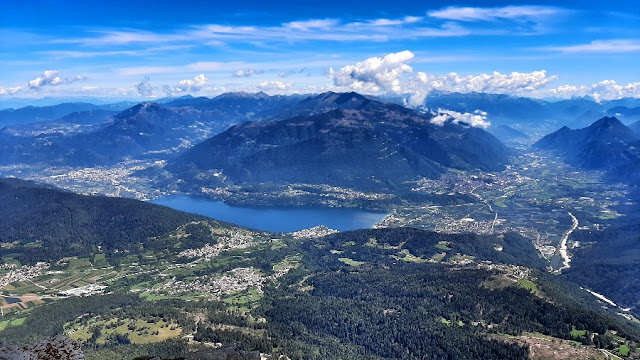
[1,0,639,105]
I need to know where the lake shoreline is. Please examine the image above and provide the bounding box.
[150,194,390,233]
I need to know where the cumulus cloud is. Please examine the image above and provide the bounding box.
[428,5,560,22]
[0,86,24,96]
[328,51,559,106]
[28,70,86,89]
[407,70,557,106]
[135,76,153,96]
[135,74,209,97]
[430,109,491,129]
[255,81,293,91]
[545,80,640,102]
[176,74,208,92]
[231,69,263,77]
[328,50,415,94]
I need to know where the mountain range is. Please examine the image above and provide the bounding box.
[168,97,509,191]
[534,117,640,184]
[0,97,294,166]
[424,91,640,134]
[0,102,135,127]
[0,92,508,174]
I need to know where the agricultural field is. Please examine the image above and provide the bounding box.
[377,151,632,265]
[65,317,182,345]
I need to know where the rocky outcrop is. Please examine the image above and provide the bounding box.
[0,336,84,360]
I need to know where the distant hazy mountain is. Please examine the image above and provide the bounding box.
[0,102,134,127]
[488,124,530,143]
[423,91,640,133]
[630,120,640,135]
[163,91,389,122]
[0,92,394,167]
[0,99,291,166]
[425,91,548,126]
[254,91,387,119]
[607,106,640,124]
[163,91,305,121]
[168,101,508,191]
[0,109,117,137]
[534,117,640,183]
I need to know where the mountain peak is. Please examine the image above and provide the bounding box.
[114,102,168,120]
[589,116,624,129]
[305,92,376,107]
[534,116,640,183]
[214,91,270,100]
[584,116,637,142]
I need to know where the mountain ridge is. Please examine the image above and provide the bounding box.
[168,102,509,192]
[534,117,640,184]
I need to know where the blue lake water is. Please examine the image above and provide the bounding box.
[150,195,389,232]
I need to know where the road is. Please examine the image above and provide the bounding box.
[469,188,499,234]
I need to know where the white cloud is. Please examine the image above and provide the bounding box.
[42,45,194,59]
[544,80,640,102]
[328,52,559,106]
[175,74,208,92]
[328,50,415,94]
[0,86,24,96]
[407,70,557,106]
[255,81,292,91]
[28,70,86,89]
[135,76,153,96]
[543,39,640,53]
[231,69,263,77]
[118,61,243,76]
[430,109,491,129]
[133,74,209,97]
[53,15,475,47]
[367,16,423,26]
[428,5,560,22]
[284,19,339,31]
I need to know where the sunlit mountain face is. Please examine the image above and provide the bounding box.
[1,1,640,359]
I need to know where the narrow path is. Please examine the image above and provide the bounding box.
[555,211,578,273]
[469,188,499,234]
[28,278,47,290]
[600,349,623,360]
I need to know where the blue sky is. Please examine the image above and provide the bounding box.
[1,0,639,103]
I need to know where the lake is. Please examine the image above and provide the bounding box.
[150,195,389,232]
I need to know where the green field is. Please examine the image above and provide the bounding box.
[93,254,109,267]
[67,317,181,345]
[494,201,508,208]
[68,258,92,270]
[398,250,427,263]
[570,327,587,338]
[0,317,26,331]
[619,345,630,356]
[10,317,25,326]
[338,257,365,266]
[518,279,538,293]
[273,254,302,272]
